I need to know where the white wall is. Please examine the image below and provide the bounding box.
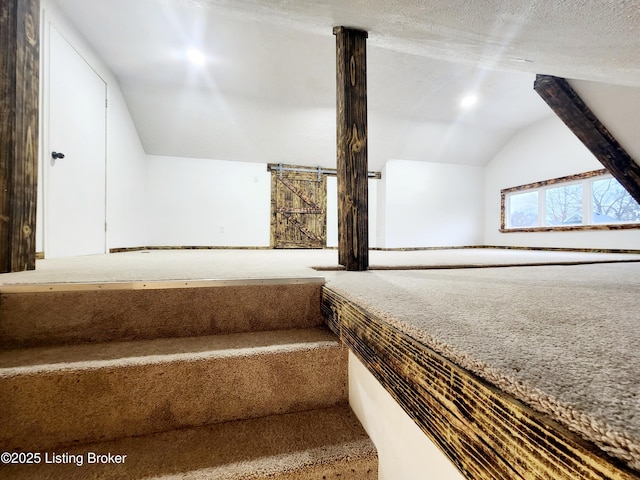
[484,116,640,249]
[147,156,380,249]
[122,81,337,169]
[104,84,148,249]
[377,160,485,248]
[569,79,640,167]
[349,352,465,480]
[38,0,148,252]
[146,155,271,247]
[326,177,379,249]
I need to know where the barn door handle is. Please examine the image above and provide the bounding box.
[51,151,65,159]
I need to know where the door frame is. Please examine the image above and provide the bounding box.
[41,18,107,258]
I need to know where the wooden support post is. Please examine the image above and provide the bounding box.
[0,0,39,272]
[334,26,368,271]
[534,74,640,204]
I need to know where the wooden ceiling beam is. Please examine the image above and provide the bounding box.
[534,74,640,204]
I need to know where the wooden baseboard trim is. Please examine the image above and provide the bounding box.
[371,245,640,254]
[487,245,640,254]
[370,246,484,251]
[109,246,273,253]
[321,287,639,480]
[107,245,640,255]
[313,258,640,271]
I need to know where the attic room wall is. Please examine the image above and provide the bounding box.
[145,156,271,247]
[145,156,380,249]
[326,176,378,249]
[567,78,640,177]
[39,0,148,251]
[378,160,485,248]
[483,116,640,250]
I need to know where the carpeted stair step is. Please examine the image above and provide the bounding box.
[0,278,324,349]
[0,327,347,452]
[0,404,377,480]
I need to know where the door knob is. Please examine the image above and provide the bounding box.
[51,151,65,159]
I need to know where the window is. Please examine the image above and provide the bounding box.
[508,191,538,228]
[501,170,640,231]
[545,183,583,226]
[592,177,640,223]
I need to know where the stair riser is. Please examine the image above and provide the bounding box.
[1,346,347,451]
[0,283,322,349]
[1,405,377,480]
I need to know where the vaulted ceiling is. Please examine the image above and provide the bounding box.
[52,0,640,170]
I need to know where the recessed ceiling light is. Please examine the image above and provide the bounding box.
[187,48,206,66]
[460,94,478,108]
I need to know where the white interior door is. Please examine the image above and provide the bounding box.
[46,25,106,258]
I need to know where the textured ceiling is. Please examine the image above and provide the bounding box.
[51,0,640,168]
[163,0,640,86]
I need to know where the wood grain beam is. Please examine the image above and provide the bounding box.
[534,74,640,204]
[334,27,368,271]
[0,0,39,272]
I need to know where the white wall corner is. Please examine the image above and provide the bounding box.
[348,351,465,480]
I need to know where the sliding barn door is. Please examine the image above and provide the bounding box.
[271,170,327,248]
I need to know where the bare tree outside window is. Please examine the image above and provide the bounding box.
[592,178,640,223]
[545,184,582,225]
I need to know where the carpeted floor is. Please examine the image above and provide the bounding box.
[0,248,638,285]
[1,248,639,469]
[323,261,640,470]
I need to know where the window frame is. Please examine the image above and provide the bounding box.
[500,169,640,232]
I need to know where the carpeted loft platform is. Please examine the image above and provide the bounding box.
[322,261,640,476]
[1,248,639,478]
